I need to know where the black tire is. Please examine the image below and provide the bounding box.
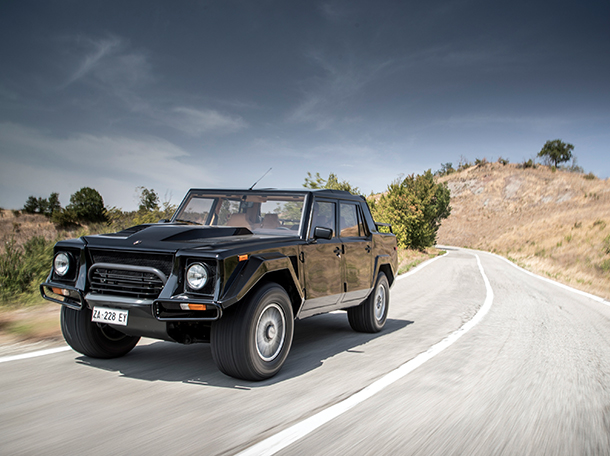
[61,306,140,359]
[348,272,389,333]
[211,283,294,381]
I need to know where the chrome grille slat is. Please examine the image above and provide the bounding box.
[89,263,167,299]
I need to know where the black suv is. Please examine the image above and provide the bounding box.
[41,188,398,380]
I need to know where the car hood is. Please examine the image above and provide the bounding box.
[82,224,298,253]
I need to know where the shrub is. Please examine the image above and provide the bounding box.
[583,172,597,180]
[369,170,451,250]
[0,236,54,303]
[521,159,536,169]
[437,163,455,177]
[497,157,509,165]
[457,156,472,171]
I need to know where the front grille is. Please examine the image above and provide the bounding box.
[89,250,173,277]
[89,265,165,299]
[88,250,173,299]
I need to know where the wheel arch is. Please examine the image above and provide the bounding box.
[219,253,304,317]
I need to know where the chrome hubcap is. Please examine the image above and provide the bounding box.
[256,303,286,362]
[374,284,387,322]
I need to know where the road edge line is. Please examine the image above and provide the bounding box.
[437,245,608,307]
[0,346,72,364]
[235,253,493,456]
[396,253,446,280]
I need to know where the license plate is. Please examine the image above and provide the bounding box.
[92,307,129,326]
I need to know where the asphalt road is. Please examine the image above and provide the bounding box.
[1,248,609,455]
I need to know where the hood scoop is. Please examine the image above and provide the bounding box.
[104,225,150,237]
[162,227,252,242]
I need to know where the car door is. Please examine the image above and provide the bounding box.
[338,201,373,304]
[299,199,343,318]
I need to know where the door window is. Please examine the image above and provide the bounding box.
[310,201,336,237]
[339,202,365,238]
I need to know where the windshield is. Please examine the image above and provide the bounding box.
[173,192,305,236]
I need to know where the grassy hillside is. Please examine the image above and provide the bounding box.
[437,162,610,299]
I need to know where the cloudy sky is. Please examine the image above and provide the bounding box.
[1,0,608,210]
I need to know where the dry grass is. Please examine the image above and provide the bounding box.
[437,163,610,299]
[0,302,62,345]
[0,209,61,253]
[397,247,446,275]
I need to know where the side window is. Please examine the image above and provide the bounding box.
[311,201,336,236]
[339,202,362,238]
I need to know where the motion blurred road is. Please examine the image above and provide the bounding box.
[1,248,609,455]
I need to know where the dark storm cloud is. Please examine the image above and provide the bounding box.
[0,0,608,209]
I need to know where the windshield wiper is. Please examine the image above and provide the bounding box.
[174,219,202,225]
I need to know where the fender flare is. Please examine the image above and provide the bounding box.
[219,252,304,310]
[372,254,396,288]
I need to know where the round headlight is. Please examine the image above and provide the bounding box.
[54,252,70,277]
[187,263,209,290]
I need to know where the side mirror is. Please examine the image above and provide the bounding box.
[313,226,333,240]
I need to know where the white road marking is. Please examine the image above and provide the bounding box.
[396,253,445,280]
[236,253,494,456]
[0,346,71,364]
[490,251,609,307]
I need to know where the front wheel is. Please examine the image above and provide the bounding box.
[348,272,389,333]
[61,306,140,358]
[211,283,294,381]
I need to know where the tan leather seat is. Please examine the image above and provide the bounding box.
[227,213,251,229]
[262,214,280,229]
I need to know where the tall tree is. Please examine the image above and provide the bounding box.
[538,139,574,167]
[68,187,107,223]
[137,187,160,212]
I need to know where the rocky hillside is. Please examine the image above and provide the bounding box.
[437,163,610,299]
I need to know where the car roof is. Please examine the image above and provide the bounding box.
[186,188,362,200]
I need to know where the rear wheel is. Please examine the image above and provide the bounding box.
[61,306,140,358]
[211,283,294,381]
[348,272,389,333]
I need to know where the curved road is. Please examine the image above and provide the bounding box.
[1,248,609,455]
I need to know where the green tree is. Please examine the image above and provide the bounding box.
[137,187,160,212]
[303,172,361,195]
[133,187,176,225]
[67,187,107,224]
[23,196,42,214]
[538,139,574,167]
[23,193,62,216]
[369,170,451,250]
[46,192,61,216]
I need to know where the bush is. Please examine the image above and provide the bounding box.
[458,156,472,171]
[497,157,509,165]
[0,236,54,303]
[521,159,536,169]
[436,163,455,177]
[369,170,451,250]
